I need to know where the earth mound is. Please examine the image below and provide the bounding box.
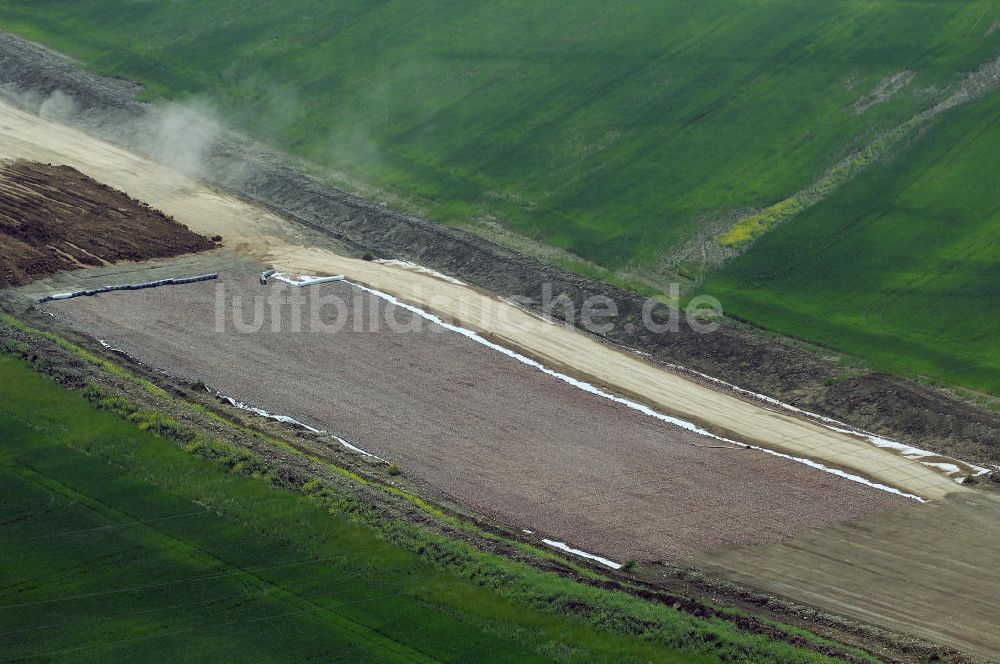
[0,160,214,285]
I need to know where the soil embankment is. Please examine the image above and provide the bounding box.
[694,491,1000,660]
[0,160,213,285]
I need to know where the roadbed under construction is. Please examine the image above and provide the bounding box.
[41,265,908,561]
[1,27,996,471]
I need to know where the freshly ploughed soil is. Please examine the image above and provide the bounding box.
[0,160,213,285]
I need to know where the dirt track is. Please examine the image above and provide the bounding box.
[0,160,212,285]
[0,98,973,500]
[43,268,909,560]
[275,248,974,500]
[4,27,997,474]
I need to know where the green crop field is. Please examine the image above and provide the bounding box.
[0,355,710,663]
[702,89,1000,395]
[1,0,998,393]
[1,1,998,267]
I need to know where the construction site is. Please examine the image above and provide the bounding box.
[1,27,999,664]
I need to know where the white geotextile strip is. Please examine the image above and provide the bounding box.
[270,273,344,287]
[375,259,468,285]
[209,389,387,463]
[542,539,622,569]
[654,361,989,482]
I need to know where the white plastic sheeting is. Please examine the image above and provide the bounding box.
[375,259,467,285]
[652,360,990,483]
[541,539,622,569]
[330,434,387,462]
[270,273,345,287]
[209,388,387,463]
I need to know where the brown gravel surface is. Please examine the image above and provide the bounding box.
[693,491,1000,660]
[45,269,908,560]
[0,160,213,285]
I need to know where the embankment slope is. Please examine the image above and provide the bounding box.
[0,30,996,470]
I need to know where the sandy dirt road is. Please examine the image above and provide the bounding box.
[41,262,1000,659]
[43,269,908,560]
[8,95,1000,657]
[0,98,969,499]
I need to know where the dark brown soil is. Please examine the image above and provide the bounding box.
[0,160,213,286]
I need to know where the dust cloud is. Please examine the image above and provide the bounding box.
[1,85,221,180]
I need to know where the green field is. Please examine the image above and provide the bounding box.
[1,1,998,267]
[1,1,998,393]
[702,89,1000,394]
[0,355,702,662]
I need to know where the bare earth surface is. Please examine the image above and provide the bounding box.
[3,28,997,474]
[43,269,907,560]
[0,98,971,500]
[692,491,1000,660]
[274,248,975,500]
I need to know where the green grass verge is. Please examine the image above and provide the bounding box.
[703,87,1000,395]
[0,313,168,397]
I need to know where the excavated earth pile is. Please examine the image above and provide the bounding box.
[0,160,213,285]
